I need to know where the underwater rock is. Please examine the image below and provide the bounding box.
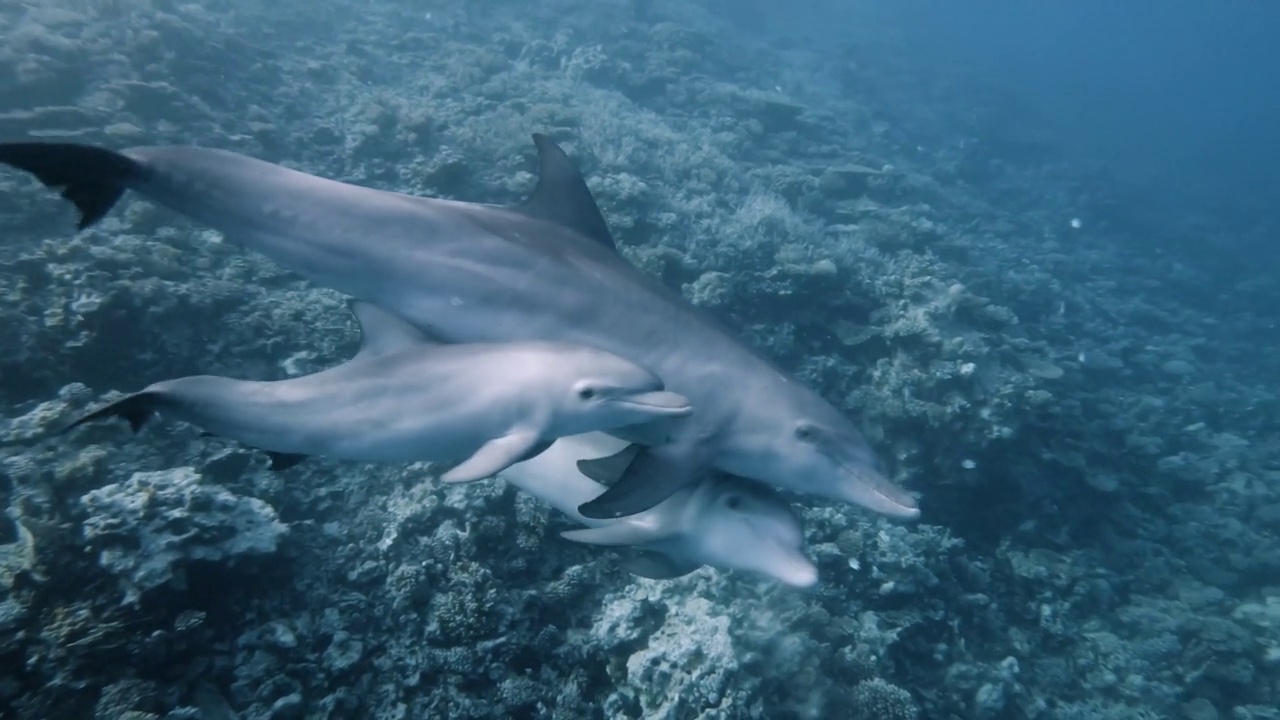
[729,88,807,132]
[0,516,38,592]
[0,106,97,135]
[4,382,92,442]
[833,319,876,347]
[622,595,737,717]
[819,163,889,197]
[0,597,27,655]
[1181,696,1220,720]
[93,678,162,720]
[322,630,365,674]
[1019,355,1064,380]
[850,678,919,720]
[685,270,733,307]
[1161,359,1197,376]
[80,466,286,604]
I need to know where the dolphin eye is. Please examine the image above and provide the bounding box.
[578,387,596,400]
[795,423,816,441]
[725,494,743,510]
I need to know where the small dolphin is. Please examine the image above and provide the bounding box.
[500,432,818,587]
[0,136,919,520]
[67,302,692,481]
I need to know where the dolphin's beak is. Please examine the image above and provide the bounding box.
[614,390,693,416]
[841,462,920,520]
[768,551,819,588]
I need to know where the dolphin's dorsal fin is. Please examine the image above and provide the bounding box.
[350,301,437,358]
[515,134,618,252]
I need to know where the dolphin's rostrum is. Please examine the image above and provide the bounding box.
[0,135,919,521]
[66,302,692,480]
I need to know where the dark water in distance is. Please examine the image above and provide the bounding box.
[718,0,1280,266]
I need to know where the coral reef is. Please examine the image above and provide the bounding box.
[80,466,286,605]
[0,0,1276,717]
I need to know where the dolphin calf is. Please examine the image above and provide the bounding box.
[500,432,818,587]
[66,302,692,481]
[0,136,919,520]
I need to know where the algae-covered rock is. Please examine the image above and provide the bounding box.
[80,466,286,604]
[624,595,737,718]
[851,678,919,720]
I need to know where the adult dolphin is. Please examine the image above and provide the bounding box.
[0,136,919,520]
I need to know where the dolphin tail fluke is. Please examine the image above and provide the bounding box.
[0,143,145,230]
[577,446,695,519]
[64,392,157,434]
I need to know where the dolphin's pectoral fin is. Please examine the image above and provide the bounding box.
[0,143,145,230]
[560,519,668,546]
[514,134,618,251]
[265,452,307,471]
[63,392,157,434]
[576,443,644,486]
[440,431,546,484]
[620,552,700,580]
[349,301,439,358]
[577,447,695,520]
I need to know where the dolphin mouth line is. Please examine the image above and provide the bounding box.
[612,401,693,415]
[608,391,693,416]
[743,520,817,587]
[837,459,920,519]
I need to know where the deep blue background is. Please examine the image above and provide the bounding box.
[710,0,1280,264]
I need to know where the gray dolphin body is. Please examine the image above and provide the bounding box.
[0,136,919,520]
[68,302,692,481]
[500,432,818,587]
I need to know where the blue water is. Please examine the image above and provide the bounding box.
[731,0,1280,263]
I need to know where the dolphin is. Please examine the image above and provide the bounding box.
[65,301,692,481]
[0,136,920,520]
[500,432,818,587]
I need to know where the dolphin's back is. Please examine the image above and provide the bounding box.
[146,375,295,449]
[0,141,767,417]
[125,146,727,385]
[125,146,462,283]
